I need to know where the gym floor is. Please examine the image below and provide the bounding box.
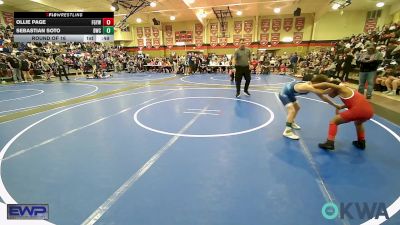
[0,73,399,225]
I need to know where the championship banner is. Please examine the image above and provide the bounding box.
[2,11,14,25]
[272,18,281,32]
[152,27,159,37]
[283,18,293,32]
[364,18,377,33]
[210,23,218,35]
[219,37,227,47]
[144,27,151,38]
[260,33,269,46]
[145,38,152,48]
[295,17,305,31]
[210,36,218,47]
[175,31,193,43]
[195,23,203,35]
[293,32,303,44]
[165,25,173,37]
[136,27,143,38]
[153,38,160,48]
[233,35,242,47]
[271,33,280,46]
[195,36,203,47]
[234,21,242,34]
[137,38,144,49]
[243,34,252,46]
[260,18,270,33]
[244,20,253,33]
[166,37,173,49]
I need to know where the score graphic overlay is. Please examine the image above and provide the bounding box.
[13,12,114,43]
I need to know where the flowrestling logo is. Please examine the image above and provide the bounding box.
[7,204,49,220]
[322,202,389,220]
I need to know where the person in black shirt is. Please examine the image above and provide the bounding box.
[8,55,23,82]
[341,48,354,82]
[357,45,383,99]
[335,55,344,78]
[233,38,252,97]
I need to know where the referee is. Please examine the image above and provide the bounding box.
[233,38,252,97]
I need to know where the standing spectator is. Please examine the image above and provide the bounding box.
[335,55,344,78]
[21,56,34,82]
[357,45,383,99]
[341,48,354,82]
[290,52,299,74]
[233,38,252,97]
[55,54,69,81]
[8,55,23,83]
[40,57,52,81]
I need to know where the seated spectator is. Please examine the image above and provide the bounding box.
[382,65,400,95]
[261,59,270,75]
[255,63,261,76]
[250,58,258,74]
[279,62,287,75]
[126,58,135,73]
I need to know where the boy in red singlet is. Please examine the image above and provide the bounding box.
[312,82,374,150]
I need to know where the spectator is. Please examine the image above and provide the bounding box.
[357,45,383,99]
[290,53,299,74]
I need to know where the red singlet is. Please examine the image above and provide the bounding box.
[339,88,374,122]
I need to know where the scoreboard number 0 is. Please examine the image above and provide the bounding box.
[103,26,114,34]
[102,18,114,26]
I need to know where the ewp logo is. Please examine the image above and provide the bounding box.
[322,202,389,220]
[7,204,49,220]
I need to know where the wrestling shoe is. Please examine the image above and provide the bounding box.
[352,140,366,150]
[283,129,299,140]
[319,140,335,150]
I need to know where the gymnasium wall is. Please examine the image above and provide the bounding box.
[117,1,400,58]
[394,11,400,23]
[312,10,367,40]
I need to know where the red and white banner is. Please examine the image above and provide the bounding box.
[244,20,253,33]
[293,32,303,44]
[234,21,242,34]
[295,17,305,31]
[144,27,151,38]
[166,37,173,49]
[219,37,228,47]
[165,25,173,37]
[152,27,159,37]
[364,18,377,33]
[145,39,152,48]
[260,33,269,46]
[210,23,218,35]
[137,39,144,49]
[195,36,203,47]
[136,27,143,38]
[195,23,203,35]
[243,34,252,46]
[260,19,270,33]
[233,35,242,47]
[271,33,280,46]
[153,38,160,48]
[210,36,218,47]
[2,11,14,25]
[175,31,193,43]
[283,18,293,32]
[272,19,281,32]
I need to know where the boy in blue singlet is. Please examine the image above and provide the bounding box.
[279,75,341,140]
